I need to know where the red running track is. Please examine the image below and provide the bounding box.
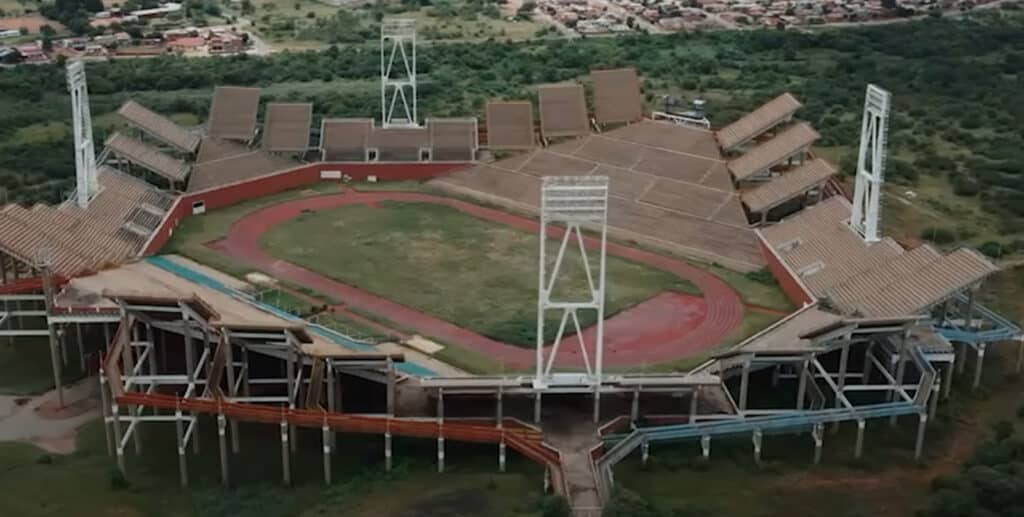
[210,191,745,369]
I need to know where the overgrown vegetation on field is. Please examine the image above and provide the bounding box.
[1,10,1023,249]
[259,200,698,347]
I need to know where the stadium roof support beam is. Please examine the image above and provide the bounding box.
[67,60,98,208]
[534,176,610,423]
[380,19,417,128]
[850,84,891,244]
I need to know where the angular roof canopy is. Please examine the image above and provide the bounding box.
[117,100,200,153]
[742,158,834,213]
[428,118,477,161]
[262,103,312,152]
[106,132,191,182]
[716,93,802,152]
[485,101,535,149]
[320,119,372,162]
[538,84,589,139]
[591,68,643,125]
[728,122,819,181]
[207,86,260,141]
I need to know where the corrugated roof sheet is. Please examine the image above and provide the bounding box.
[187,150,295,192]
[728,122,819,181]
[485,101,534,149]
[261,103,312,152]
[106,132,191,182]
[591,68,643,125]
[742,158,834,213]
[320,119,372,162]
[538,84,589,139]
[207,86,260,141]
[716,93,802,151]
[369,126,429,161]
[428,118,477,162]
[117,100,200,153]
[0,167,176,276]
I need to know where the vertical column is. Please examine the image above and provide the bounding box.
[812,423,824,465]
[641,439,650,467]
[217,413,229,486]
[498,439,507,473]
[495,387,503,428]
[533,391,542,424]
[112,401,125,474]
[914,413,928,461]
[326,362,336,449]
[795,358,809,410]
[175,408,188,488]
[41,268,63,407]
[752,429,763,466]
[1016,338,1023,375]
[690,387,700,422]
[386,357,395,416]
[943,360,954,399]
[592,386,601,424]
[972,343,986,390]
[862,344,875,384]
[738,357,751,412]
[833,343,849,433]
[280,419,291,485]
[99,369,114,456]
[322,424,332,485]
[286,347,297,453]
[700,435,711,461]
[224,337,240,454]
[630,388,640,424]
[76,323,86,373]
[853,419,865,460]
[889,349,907,427]
[384,431,393,472]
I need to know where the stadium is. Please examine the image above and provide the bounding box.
[1,21,1021,516]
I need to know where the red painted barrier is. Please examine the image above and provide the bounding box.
[757,234,814,307]
[142,161,471,255]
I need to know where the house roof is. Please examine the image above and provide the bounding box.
[117,100,200,153]
[105,132,191,182]
[261,103,312,152]
[207,86,260,141]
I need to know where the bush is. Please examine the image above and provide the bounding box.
[109,469,130,490]
[539,494,571,517]
[921,227,957,245]
[977,241,1005,259]
[744,267,777,286]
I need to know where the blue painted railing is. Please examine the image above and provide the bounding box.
[146,256,435,376]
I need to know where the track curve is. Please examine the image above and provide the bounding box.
[211,191,745,368]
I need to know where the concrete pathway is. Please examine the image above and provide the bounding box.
[0,379,100,454]
[540,406,603,516]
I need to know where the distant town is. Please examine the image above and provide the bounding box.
[0,0,1014,65]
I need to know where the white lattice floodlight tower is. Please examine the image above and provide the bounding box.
[534,176,610,390]
[66,60,98,208]
[850,84,891,243]
[380,19,417,128]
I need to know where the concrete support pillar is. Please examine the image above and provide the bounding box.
[943,361,954,399]
[972,343,986,390]
[956,343,967,376]
[770,365,780,387]
[700,435,711,461]
[99,371,114,456]
[641,439,650,467]
[175,410,188,488]
[224,339,240,454]
[217,414,229,486]
[384,432,393,472]
[322,425,332,485]
[543,467,551,493]
[498,440,506,472]
[533,391,542,424]
[890,351,907,427]
[630,388,640,424]
[495,389,503,428]
[752,429,763,466]
[76,323,86,373]
[796,359,809,410]
[914,413,928,461]
[690,387,700,422]
[738,358,751,412]
[854,419,865,460]
[46,322,63,407]
[112,402,125,474]
[280,420,291,485]
[863,344,875,384]
[929,380,940,420]
[1016,339,1023,375]
[286,348,297,453]
[592,387,601,424]
[327,364,336,449]
[386,357,395,416]
[437,437,445,473]
[437,388,444,423]
[812,423,824,465]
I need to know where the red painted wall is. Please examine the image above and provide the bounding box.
[757,236,814,307]
[143,162,470,255]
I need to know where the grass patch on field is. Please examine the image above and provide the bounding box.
[259,200,699,348]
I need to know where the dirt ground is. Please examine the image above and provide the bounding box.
[0,14,65,33]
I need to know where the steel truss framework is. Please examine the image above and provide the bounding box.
[67,60,99,208]
[534,177,610,403]
[380,19,417,128]
[850,84,890,243]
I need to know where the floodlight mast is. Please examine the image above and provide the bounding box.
[850,84,890,243]
[380,19,417,128]
[534,176,610,392]
[66,60,98,208]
